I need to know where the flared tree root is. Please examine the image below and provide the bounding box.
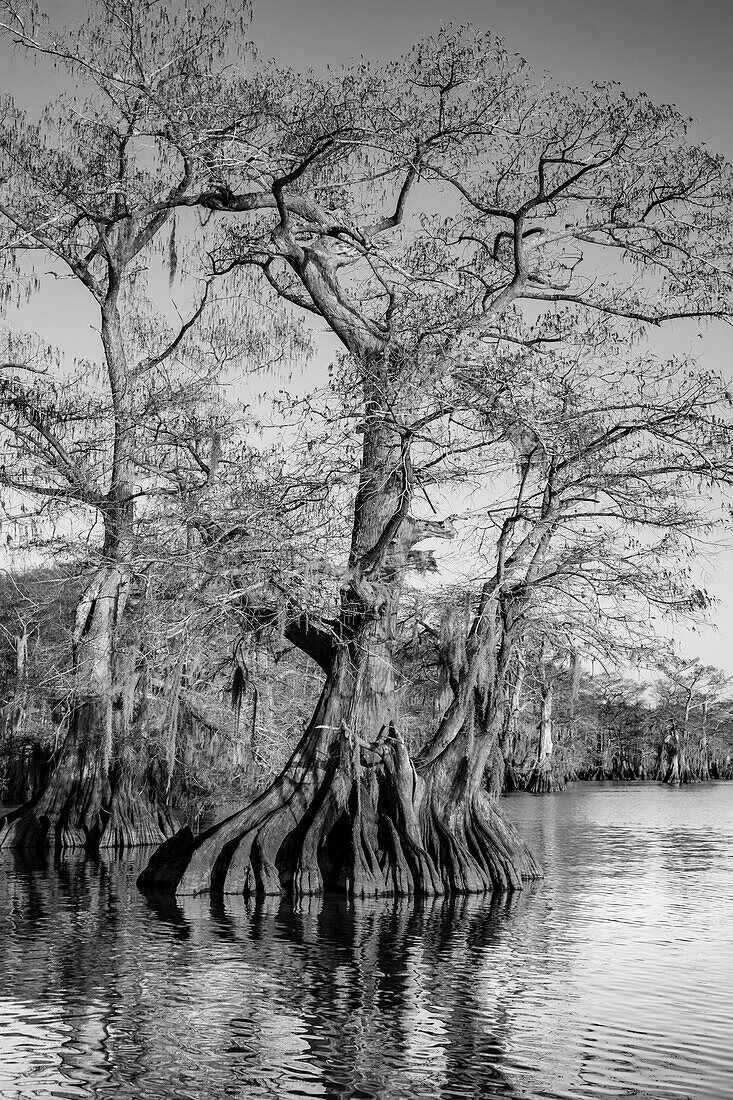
[656,733,696,785]
[0,769,178,851]
[138,729,541,898]
[524,756,565,794]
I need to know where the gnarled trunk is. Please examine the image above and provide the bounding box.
[138,635,540,898]
[499,649,525,792]
[1,294,183,851]
[138,577,540,897]
[139,365,540,899]
[0,563,178,850]
[656,727,695,784]
[697,699,711,781]
[525,678,564,794]
[0,750,177,850]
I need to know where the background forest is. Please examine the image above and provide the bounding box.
[3,571,732,822]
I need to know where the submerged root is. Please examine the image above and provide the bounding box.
[0,775,178,851]
[524,758,565,794]
[138,732,542,899]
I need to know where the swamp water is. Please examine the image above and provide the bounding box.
[0,781,731,1099]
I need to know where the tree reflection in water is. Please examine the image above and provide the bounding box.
[149,890,527,1098]
[4,784,733,1098]
[0,848,534,1099]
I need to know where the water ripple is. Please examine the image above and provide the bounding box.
[0,782,732,1099]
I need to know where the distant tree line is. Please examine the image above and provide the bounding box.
[2,566,731,822]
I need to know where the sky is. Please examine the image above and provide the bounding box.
[251,0,733,154]
[1,0,732,670]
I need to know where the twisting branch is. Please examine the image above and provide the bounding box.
[134,278,214,376]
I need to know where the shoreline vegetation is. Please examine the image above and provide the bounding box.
[3,614,731,838]
[0,3,732,898]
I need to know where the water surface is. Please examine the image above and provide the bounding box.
[1,782,731,1099]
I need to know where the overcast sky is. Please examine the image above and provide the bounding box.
[252,0,733,149]
[2,0,732,671]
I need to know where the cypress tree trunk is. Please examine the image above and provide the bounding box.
[139,372,540,899]
[658,698,696,785]
[657,729,681,783]
[0,298,178,851]
[500,650,525,792]
[137,628,539,898]
[10,625,29,744]
[0,563,178,849]
[698,699,711,781]
[526,679,564,794]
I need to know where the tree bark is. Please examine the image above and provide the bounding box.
[656,726,696,784]
[0,563,179,849]
[137,611,539,897]
[0,298,178,851]
[698,698,711,781]
[138,363,540,898]
[137,639,540,898]
[499,650,525,792]
[525,678,564,794]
